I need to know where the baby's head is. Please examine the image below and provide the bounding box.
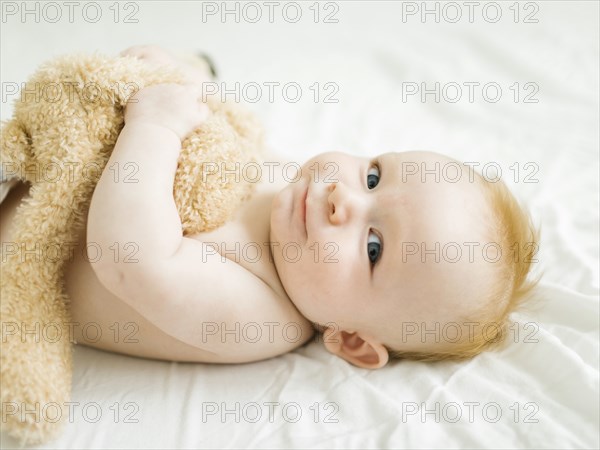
[270,151,540,369]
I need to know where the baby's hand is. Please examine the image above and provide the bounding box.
[121,45,178,69]
[120,45,211,86]
[124,83,209,140]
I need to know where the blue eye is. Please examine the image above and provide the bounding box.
[368,231,382,266]
[367,163,380,189]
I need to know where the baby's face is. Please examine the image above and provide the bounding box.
[270,150,492,360]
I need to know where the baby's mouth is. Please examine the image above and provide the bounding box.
[301,184,308,236]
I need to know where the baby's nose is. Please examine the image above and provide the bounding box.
[327,182,356,225]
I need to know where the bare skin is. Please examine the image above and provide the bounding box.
[0,155,313,364]
[0,46,315,365]
[1,46,495,369]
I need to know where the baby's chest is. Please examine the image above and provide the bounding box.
[187,186,283,295]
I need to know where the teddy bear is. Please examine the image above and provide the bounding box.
[0,48,264,445]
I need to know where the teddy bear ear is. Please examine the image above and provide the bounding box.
[196,52,218,78]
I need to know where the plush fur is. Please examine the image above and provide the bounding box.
[0,52,264,444]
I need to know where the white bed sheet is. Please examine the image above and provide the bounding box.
[1,1,598,448]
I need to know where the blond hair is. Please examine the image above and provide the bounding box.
[385,173,542,362]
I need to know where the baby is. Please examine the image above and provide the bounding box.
[0,46,541,369]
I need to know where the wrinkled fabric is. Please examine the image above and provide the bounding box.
[1,2,597,448]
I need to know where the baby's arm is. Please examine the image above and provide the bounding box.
[88,45,210,267]
[87,79,314,358]
[88,84,206,271]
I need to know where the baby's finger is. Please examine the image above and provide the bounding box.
[120,45,149,58]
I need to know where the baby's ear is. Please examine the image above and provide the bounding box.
[323,327,389,369]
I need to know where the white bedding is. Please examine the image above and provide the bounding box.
[1,1,598,448]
